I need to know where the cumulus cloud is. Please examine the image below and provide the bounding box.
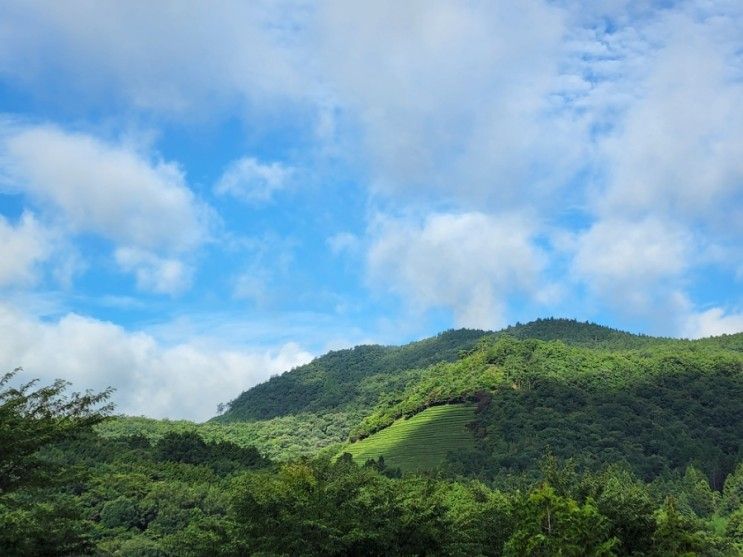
[0,302,313,421]
[0,1,303,114]
[368,212,548,329]
[0,1,740,349]
[0,123,212,293]
[570,217,693,322]
[215,157,294,204]
[114,247,192,295]
[573,218,689,295]
[561,5,743,333]
[0,212,51,287]
[596,13,743,232]
[312,0,585,205]
[1,124,209,251]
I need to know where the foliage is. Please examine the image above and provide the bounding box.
[351,335,742,486]
[497,317,663,349]
[0,368,113,556]
[217,328,488,422]
[3,322,743,555]
[96,411,357,461]
[504,484,617,556]
[0,367,113,494]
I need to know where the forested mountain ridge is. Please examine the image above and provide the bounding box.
[216,318,739,424]
[495,318,664,348]
[216,327,488,422]
[345,334,743,488]
[351,332,743,438]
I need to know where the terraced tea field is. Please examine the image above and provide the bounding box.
[344,404,477,472]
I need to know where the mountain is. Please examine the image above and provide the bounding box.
[345,332,743,484]
[215,327,488,422]
[216,318,684,424]
[208,318,742,476]
[495,317,661,348]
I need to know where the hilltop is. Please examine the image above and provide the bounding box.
[216,318,663,424]
[215,327,488,422]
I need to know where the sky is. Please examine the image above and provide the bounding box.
[0,0,741,421]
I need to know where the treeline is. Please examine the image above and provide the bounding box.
[97,411,356,461]
[496,317,661,349]
[5,428,743,555]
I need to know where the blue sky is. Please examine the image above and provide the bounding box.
[0,1,741,420]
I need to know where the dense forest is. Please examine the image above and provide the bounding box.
[216,328,487,421]
[2,319,743,555]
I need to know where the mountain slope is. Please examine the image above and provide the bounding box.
[216,328,488,422]
[344,333,743,482]
[216,319,665,424]
[210,319,742,473]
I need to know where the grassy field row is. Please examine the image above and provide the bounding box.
[343,403,477,472]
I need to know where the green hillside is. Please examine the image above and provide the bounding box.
[343,403,477,472]
[205,319,743,468]
[496,317,662,348]
[216,318,665,425]
[216,328,487,422]
[352,333,743,484]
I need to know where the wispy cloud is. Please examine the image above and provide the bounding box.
[215,157,294,204]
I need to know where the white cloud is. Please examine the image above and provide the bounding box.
[0,302,313,421]
[596,13,743,234]
[571,217,691,316]
[214,157,294,204]
[114,247,192,296]
[368,212,547,329]
[0,1,740,345]
[573,217,689,290]
[312,0,584,206]
[1,124,209,252]
[0,1,303,115]
[0,211,51,287]
[0,123,213,293]
[682,307,743,339]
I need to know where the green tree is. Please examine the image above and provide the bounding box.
[505,484,617,557]
[651,496,706,556]
[0,368,113,555]
[0,368,113,494]
[722,463,743,514]
[594,471,655,555]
